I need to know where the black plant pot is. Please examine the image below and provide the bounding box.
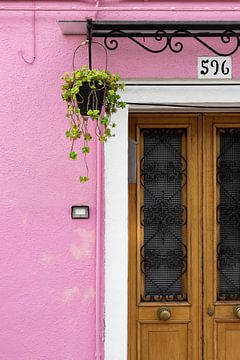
[76,82,105,116]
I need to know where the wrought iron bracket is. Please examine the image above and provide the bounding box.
[86,19,240,66]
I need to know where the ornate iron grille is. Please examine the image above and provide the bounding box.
[217,129,240,301]
[140,129,187,302]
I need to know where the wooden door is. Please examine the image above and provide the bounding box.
[204,114,240,360]
[128,114,202,360]
[129,113,240,360]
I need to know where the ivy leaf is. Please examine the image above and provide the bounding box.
[82,146,90,154]
[70,127,81,139]
[105,128,111,137]
[84,133,92,141]
[101,117,109,126]
[119,101,126,108]
[65,130,70,138]
[69,151,77,160]
[80,176,89,183]
[99,134,107,142]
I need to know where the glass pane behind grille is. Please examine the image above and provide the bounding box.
[217,129,240,300]
[140,129,187,302]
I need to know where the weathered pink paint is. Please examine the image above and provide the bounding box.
[0,1,239,359]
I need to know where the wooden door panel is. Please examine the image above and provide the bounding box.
[128,114,202,360]
[138,305,190,320]
[217,322,240,360]
[139,322,188,360]
[204,114,240,360]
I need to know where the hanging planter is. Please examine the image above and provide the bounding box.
[61,65,126,183]
[76,82,105,116]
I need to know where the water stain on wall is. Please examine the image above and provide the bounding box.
[62,286,80,304]
[40,252,57,267]
[81,286,95,304]
[70,229,95,260]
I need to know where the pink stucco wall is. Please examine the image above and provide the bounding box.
[1,1,240,359]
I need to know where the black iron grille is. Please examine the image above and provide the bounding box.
[140,128,187,302]
[217,129,240,301]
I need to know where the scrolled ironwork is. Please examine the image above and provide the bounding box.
[141,203,187,228]
[217,244,240,269]
[155,30,168,43]
[103,29,240,56]
[217,128,240,301]
[140,129,187,187]
[217,201,240,227]
[169,29,240,56]
[217,161,240,183]
[103,36,119,51]
[218,293,240,301]
[142,245,187,273]
[104,29,169,54]
[141,293,187,302]
[140,128,187,302]
[168,30,184,53]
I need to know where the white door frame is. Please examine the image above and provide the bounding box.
[104,80,240,360]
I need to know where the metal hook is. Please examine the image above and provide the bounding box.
[72,41,87,71]
[72,39,108,72]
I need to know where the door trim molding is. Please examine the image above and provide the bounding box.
[104,80,240,360]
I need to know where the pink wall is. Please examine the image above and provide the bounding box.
[0,4,98,360]
[0,1,240,359]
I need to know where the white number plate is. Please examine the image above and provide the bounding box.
[198,57,232,79]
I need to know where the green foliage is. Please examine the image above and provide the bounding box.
[61,65,126,183]
[69,151,77,160]
[87,109,100,120]
[82,146,90,154]
[80,176,89,183]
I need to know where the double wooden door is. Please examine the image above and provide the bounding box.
[128,113,240,360]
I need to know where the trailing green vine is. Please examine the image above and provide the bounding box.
[61,66,125,182]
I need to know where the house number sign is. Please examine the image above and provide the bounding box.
[198,57,232,79]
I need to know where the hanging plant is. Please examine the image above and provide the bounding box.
[61,65,126,182]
